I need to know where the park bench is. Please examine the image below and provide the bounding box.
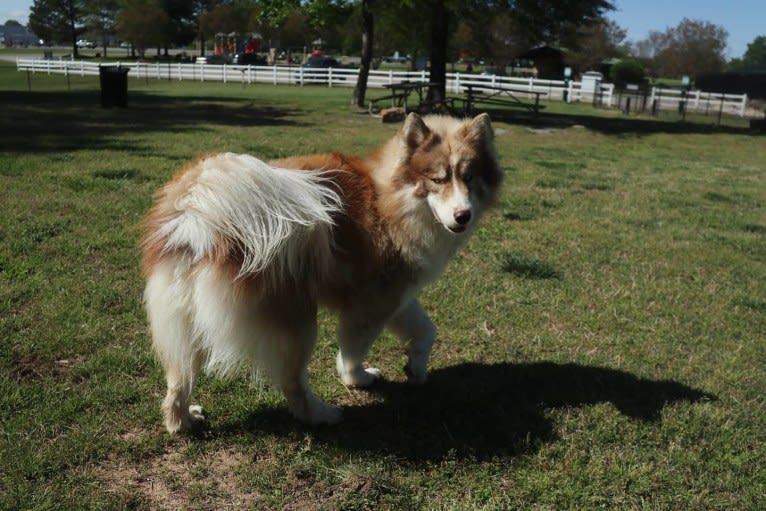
[462,84,547,118]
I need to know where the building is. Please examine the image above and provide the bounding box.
[0,23,41,47]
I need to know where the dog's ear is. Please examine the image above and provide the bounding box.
[463,113,493,145]
[401,112,430,151]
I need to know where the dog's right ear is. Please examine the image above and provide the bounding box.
[401,112,430,151]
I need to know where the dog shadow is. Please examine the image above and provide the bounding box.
[224,361,714,462]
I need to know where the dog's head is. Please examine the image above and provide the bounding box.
[395,113,502,234]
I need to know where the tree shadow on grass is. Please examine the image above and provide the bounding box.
[0,90,304,153]
[223,361,714,462]
[478,107,756,136]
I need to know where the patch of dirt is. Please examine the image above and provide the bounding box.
[93,446,259,510]
[11,355,84,382]
[282,471,380,511]
[93,435,388,510]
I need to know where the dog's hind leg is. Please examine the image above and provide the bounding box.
[387,299,436,384]
[160,352,205,433]
[145,261,206,433]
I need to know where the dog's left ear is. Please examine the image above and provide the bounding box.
[463,113,494,145]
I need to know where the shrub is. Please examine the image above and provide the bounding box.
[610,58,646,84]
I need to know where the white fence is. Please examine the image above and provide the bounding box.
[16,58,748,117]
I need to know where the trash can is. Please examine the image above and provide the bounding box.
[99,65,129,108]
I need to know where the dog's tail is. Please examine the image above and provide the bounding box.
[142,152,343,281]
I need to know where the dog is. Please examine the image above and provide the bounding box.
[141,112,502,433]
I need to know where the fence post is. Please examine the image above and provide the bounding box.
[328,67,333,88]
[740,94,748,117]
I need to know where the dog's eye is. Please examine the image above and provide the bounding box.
[431,177,445,185]
[463,172,473,183]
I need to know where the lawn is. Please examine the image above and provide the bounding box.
[1,62,765,510]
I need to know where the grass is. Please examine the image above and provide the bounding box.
[1,61,765,510]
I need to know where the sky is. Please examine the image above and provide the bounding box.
[1,0,763,59]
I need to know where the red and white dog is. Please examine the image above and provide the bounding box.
[141,113,502,433]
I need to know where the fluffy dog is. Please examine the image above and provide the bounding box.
[141,113,502,432]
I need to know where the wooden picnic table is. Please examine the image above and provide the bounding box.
[369,81,442,114]
[462,83,547,118]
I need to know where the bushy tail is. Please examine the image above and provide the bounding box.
[144,152,344,280]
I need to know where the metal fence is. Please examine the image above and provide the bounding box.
[16,58,749,117]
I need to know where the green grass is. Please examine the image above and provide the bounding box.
[1,61,765,510]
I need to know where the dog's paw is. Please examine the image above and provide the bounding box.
[336,352,382,387]
[165,404,206,434]
[404,362,428,385]
[289,395,343,425]
[341,367,381,387]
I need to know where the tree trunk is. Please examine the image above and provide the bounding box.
[352,0,374,108]
[427,0,448,103]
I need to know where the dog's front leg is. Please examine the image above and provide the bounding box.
[387,299,436,384]
[336,309,386,387]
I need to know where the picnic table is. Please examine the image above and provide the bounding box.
[462,84,547,118]
[368,81,443,115]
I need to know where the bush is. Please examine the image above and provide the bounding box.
[610,58,646,84]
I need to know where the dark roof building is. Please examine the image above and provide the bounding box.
[0,23,41,47]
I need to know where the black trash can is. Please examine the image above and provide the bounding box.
[99,65,129,108]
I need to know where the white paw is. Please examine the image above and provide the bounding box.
[341,367,381,387]
[336,352,382,387]
[188,404,205,421]
[165,404,206,434]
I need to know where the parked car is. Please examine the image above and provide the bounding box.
[383,52,409,64]
[232,53,267,65]
[298,56,347,84]
[303,56,340,68]
[76,39,95,49]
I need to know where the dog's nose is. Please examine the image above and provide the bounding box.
[454,209,472,225]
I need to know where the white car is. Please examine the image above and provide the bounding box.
[77,40,95,49]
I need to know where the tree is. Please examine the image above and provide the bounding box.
[568,19,627,72]
[637,18,728,78]
[509,0,615,48]
[351,0,373,107]
[427,0,448,103]
[198,3,253,40]
[741,35,766,69]
[83,0,118,56]
[29,0,85,56]
[116,2,171,58]
[161,0,197,55]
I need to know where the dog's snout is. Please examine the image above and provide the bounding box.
[454,209,472,225]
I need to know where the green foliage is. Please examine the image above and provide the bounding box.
[742,35,766,69]
[609,58,646,83]
[116,3,171,57]
[29,0,85,53]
